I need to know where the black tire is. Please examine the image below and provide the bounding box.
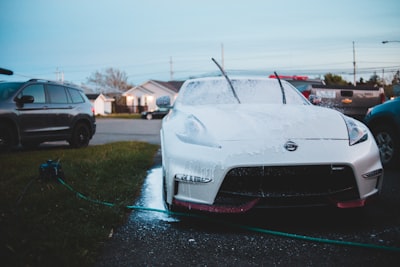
[0,125,14,152]
[69,123,90,148]
[372,124,399,167]
[162,170,171,211]
[162,169,178,212]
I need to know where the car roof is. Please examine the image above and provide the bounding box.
[1,79,84,91]
[186,76,274,82]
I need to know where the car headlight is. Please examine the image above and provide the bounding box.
[343,116,368,145]
[176,114,221,148]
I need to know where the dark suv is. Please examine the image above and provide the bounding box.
[0,79,96,150]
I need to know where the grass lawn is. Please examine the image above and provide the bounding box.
[0,141,159,267]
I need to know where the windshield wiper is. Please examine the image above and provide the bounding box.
[274,71,287,104]
[211,58,241,104]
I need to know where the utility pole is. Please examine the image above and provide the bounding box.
[169,56,174,81]
[55,67,64,82]
[56,67,60,81]
[353,41,356,86]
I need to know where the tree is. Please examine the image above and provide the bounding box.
[392,70,400,85]
[324,73,349,86]
[86,68,132,93]
[368,71,381,85]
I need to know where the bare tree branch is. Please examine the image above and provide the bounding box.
[86,68,133,93]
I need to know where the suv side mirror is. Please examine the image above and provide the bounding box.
[16,95,35,104]
[156,96,172,108]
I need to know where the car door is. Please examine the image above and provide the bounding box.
[16,83,49,138]
[45,84,73,135]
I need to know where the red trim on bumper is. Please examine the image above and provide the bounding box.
[335,194,378,208]
[336,199,367,208]
[173,198,260,213]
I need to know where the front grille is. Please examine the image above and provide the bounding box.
[215,165,359,207]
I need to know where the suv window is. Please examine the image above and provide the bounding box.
[68,87,85,103]
[20,84,46,103]
[0,82,22,101]
[47,84,69,104]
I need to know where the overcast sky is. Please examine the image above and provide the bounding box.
[1,0,399,86]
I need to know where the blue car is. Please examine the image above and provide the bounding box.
[364,97,400,167]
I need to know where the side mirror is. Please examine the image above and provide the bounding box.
[156,96,172,108]
[16,95,34,104]
[308,94,322,105]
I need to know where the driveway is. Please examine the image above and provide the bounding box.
[91,118,162,145]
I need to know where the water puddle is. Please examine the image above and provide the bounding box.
[132,166,178,222]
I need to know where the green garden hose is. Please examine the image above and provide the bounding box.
[57,177,400,253]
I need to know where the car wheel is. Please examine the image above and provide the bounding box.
[0,125,14,152]
[146,113,153,120]
[162,170,171,210]
[69,123,90,148]
[373,124,399,167]
[162,169,177,212]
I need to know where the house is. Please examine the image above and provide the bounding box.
[123,80,184,113]
[86,93,115,115]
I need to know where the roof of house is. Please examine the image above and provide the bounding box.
[123,80,185,96]
[152,80,185,93]
[86,93,100,100]
[86,93,115,101]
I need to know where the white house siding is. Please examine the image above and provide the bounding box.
[93,94,114,115]
[123,80,180,112]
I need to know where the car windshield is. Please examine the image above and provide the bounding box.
[177,78,309,106]
[0,82,23,101]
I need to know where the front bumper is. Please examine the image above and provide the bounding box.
[163,136,383,213]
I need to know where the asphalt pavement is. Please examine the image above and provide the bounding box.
[91,118,162,145]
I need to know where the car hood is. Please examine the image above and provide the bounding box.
[178,104,349,141]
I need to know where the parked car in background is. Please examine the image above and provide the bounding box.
[308,84,386,121]
[160,76,383,214]
[268,74,324,99]
[364,97,400,167]
[0,79,96,151]
[141,108,170,120]
[269,75,386,121]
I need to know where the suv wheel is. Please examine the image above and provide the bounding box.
[373,124,399,167]
[70,123,90,148]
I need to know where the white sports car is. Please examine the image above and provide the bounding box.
[160,76,383,213]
